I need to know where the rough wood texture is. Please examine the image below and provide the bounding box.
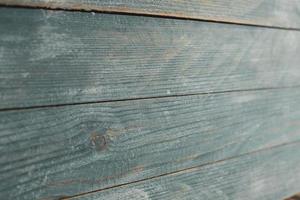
[2,88,300,199]
[1,8,300,110]
[1,0,300,28]
[73,142,300,200]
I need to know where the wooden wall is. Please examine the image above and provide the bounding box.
[1,1,300,199]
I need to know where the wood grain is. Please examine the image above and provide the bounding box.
[71,142,300,200]
[1,8,300,109]
[2,88,300,199]
[1,0,300,29]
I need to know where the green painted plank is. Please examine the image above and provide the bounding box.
[1,8,300,109]
[2,88,300,199]
[1,0,300,28]
[74,142,300,200]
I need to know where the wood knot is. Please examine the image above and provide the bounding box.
[90,132,107,151]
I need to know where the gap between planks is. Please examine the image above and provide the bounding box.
[1,85,300,112]
[59,140,300,200]
[1,4,300,32]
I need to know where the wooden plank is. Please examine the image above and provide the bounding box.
[1,8,300,109]
[73,142,300,200]
[1,0,300,29]
[1,88,300,199]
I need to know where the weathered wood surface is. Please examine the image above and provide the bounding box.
[1,0,300,29]
[2,88,300,199]
[73,142,300,200]
[1,8,300,110]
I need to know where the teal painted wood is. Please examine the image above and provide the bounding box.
[1,0,300,28]
[2,88,300,199]
[1,8,300,109]
[74,142,300,200]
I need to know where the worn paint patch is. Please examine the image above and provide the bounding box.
[29,11,81,62]
[100,188,149,200]
[232,94,257,103]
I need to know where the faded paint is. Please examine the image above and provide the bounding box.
[99,188,149,200]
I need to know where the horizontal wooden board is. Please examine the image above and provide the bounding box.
[74,142,300,200]
[1,8,300,109]
[2,88,300,199]
[1,0,300,29]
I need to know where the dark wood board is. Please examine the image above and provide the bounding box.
[73,142,300,200]
[1,7,300,109]
[2,88,300,199]
[1,0,300,28]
